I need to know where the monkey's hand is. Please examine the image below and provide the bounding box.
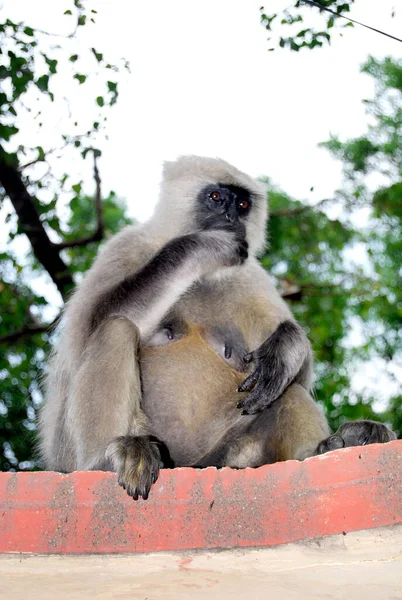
[201,223,248,270]
[106,435,163,500]
[316,420,396,455]
[236,347,289,415]
[236,321,309,415]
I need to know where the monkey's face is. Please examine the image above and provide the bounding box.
[197,184,252,231]
[156,156,268,255]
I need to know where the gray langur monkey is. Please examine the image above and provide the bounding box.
[39,156,396,499]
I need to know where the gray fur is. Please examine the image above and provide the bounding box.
[38,156,275,477]
[38,155,393,500]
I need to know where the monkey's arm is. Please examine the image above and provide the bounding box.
[91,229,247,337]
[232,262,313,415]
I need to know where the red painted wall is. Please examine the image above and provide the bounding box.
[0,441,401,554]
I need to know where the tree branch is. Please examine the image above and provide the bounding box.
[0,146,74,300]
[270,197,333,218]
[55,151,104,250]
[0,315,60,345]
[277,276,388,301]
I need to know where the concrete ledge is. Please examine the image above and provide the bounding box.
[2,526,402,599]
[0,441,401,554]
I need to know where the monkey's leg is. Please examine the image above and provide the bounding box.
[316,420,396,455]
[196,384,330,468]
[269,383,330,461]
[69,316,161,500]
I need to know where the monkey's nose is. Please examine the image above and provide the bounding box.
[225,206,238,223]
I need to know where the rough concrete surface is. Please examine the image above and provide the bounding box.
[2,525,402,599]
[1,441,401,554]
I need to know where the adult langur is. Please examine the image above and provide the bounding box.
[39,156,395,499]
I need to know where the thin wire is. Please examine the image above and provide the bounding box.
[300,0,402,43]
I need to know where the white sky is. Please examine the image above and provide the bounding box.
[1,0,401,404]
[2,0,401,222]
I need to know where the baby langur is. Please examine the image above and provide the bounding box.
[39,156,396,499]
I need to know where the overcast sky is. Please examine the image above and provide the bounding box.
[2,0,401,222]
[2,0,401,402]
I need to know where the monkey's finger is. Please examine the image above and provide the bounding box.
[316,434,345,455]
[238,386,269,415]
[239,371,287,414]
[237,368,260,396]
[243,352,255,364]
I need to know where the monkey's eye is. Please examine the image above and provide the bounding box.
[239,199,249,210]
[210,191,221,201]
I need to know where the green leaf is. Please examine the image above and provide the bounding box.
[36,146,45,161]
[77,15,86,26]
[64,9,72,15]
[23,27,34,36]
[91,48,103,62]
[96,96,104,107]
[0,124,19,141]
[35,74,49,92]
[73,73,87,84]
[43,56,58,74]
[69,54,79,63]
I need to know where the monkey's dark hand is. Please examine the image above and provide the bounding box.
[237,321,307,415]
[236,343,289,415]
[316,420,396,455]
[202,222,248,269]
[106,435,163,500]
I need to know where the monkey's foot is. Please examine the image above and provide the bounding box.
[106,435,162,500]
[316,420,396,455]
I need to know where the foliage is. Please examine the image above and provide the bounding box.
[0,1,124,157]
[0,192,131,471]
[260,0,357,51]
[0,4,401,471]
[63,192,132,275]
[0,0,129,295]
[262,56,402,434]
[0,1,131,470]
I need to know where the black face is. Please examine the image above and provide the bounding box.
[196,183,252,230]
